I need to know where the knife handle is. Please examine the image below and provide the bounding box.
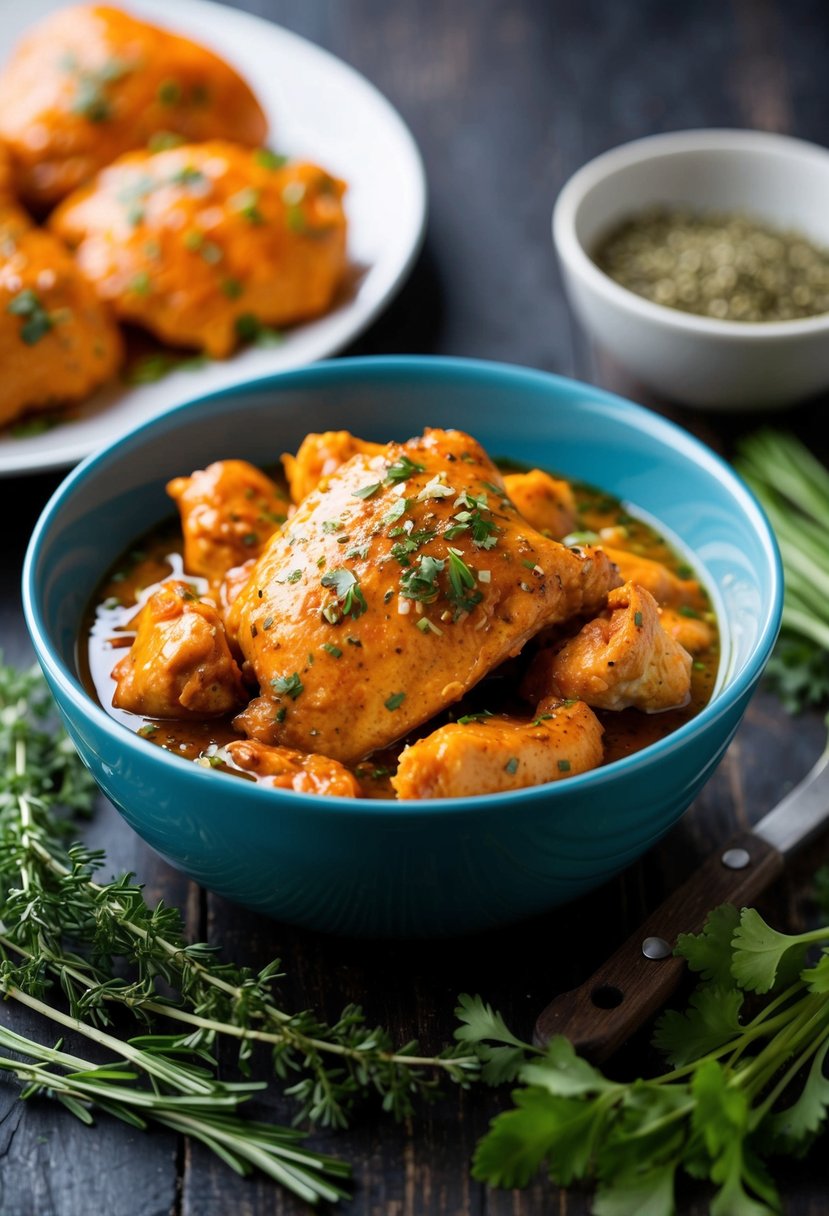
[533,831,784,1060]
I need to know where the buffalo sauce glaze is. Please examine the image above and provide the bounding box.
[80,465,720,799]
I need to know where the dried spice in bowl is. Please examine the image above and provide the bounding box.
[593,206,829,322]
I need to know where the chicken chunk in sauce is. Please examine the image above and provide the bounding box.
[525,582,692,713]
[112,579,246,718]
[392,697,603,799]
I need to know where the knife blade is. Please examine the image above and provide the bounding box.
[533,742,829,1059]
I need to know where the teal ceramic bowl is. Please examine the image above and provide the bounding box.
[22,357,782,937]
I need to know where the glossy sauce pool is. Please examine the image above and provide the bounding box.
[80,469,720,799]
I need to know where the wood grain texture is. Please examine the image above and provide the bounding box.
[2,0,829,1213]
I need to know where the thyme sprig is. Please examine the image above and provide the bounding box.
[0,661,478,1192]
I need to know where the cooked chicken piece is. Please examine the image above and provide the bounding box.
[0,5,266,210]
[528,582,692,713]
[503,469,577,539]
[167,460,290,591]
[112,579,246,718]
[659,607,714,654]
[225,739,360,797]
[0,201,122,430]
[392,696,603,800]
[282,431,385,505]
[602,547,700,608]
[220,559,257,617]
[228,427,621,764]
[50,143,347,356]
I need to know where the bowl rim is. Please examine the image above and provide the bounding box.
[22,354,784,816]
[552,126,829,341]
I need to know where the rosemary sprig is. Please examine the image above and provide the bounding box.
[0,1017,349,1203]
[0,659,477,1189]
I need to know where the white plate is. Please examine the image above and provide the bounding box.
[0,0,427,476]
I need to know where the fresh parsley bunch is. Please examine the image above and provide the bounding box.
[460,901,829,1215]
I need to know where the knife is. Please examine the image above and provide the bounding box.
[534,741,829,1059]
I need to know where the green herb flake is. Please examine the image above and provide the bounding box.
[157,79,182,105]
[634,611,643,628]
[384,455,426,485]
[557,758,571,772]
[321,568,367,619]
[7,289,58,345]
[353,482,381,500]
[254,148,288,171]
[270,672,304,700]
[385,691,406,711]
[504,757,519,774]
[221,277,243,299]
[137,724,158,738]
[322,643,343,659]
[275,706,287,722]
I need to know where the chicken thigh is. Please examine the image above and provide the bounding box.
[0,5,267,209]
[0,199,122,429]
[228,427,621,763]
[50,143,347,356]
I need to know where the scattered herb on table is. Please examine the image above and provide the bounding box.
[734,429,829,712]
[0,661,478,1201]
[458,860,829,1214]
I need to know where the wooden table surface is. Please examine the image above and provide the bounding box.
[2,1,829,1213]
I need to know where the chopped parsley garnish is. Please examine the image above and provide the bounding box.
[400,555,445,603]
[68,57,129,122]
[221,278,243,299]
[321,568,368,619]
[262,616,274,630]
[384,455,425,485]
[7,289,58,345]
[530,713,555,727]
[322,519,345,534]
[678,604,701,619]
[447,548,483,617]
[504,757,519,774]
[170,165,206,188]
[634,610,644,627]
[270,672,304,700]
[230,187,264,225]
[353,482,381,499]
[157,79,182,105]
[276,568,302,584]
[558,758,572,772]
[384,691,406,711]
[276,707,287,722]
[322,643,342,658]
[242,531,258,546]
[382,498,409,526]
[415,618,442,635]
[254,148,288,170]
[137,724,158,738]
[346,542,371,560]
[457,711,493,725]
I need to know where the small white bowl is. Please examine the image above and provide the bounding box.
[553,129,829,410]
